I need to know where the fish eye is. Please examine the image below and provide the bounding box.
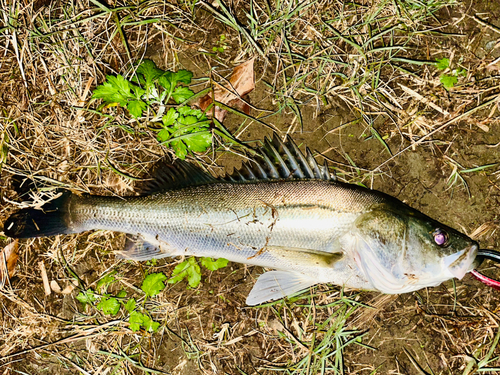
[433,228,449,247]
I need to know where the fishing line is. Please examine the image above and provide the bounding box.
[471,249,500,290]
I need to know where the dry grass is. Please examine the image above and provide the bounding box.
[1,0,500,374]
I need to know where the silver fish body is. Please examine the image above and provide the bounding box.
[68,180,379,287]
[4,135,479,305]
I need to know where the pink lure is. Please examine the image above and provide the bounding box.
[471,269,500,290]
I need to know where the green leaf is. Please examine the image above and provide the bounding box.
[129,311,144,332]
[185,131,212,153]
[158,73,174,92]
[157,128,171,143]
[177,106,207,120]
[117,290,127,298]
[92,75,135,106]
[158,70,193,101]
[128,311,160,332]
[177,114,198,125]
[168,260,190,284]
[187,262,202,288]
[435,57,449,70]
[440,74,458,89]
[97,296,121,315]
[130,84,146,99]
[172,86,195,104]
[173,70,193,84]
[171,140,188,159]
[141,273,167,297]
[201,257,229,271]
[161,110,211,155]
[116,290,127,298]
[96,272,117,292]
[162,108,178,127]
[76,289,97,307]
[142,315,160,332]
[136,59,164,92]
[168,257,202,288]
[124,298,136,313]
[158,117,212,158]
[146,258,158,266]
[127,100,147,118]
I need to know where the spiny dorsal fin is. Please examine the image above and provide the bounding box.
[225,133,335,182]
[136,156,216,195]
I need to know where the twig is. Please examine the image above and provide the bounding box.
[374,95,499,171]
[403,348,431,375]
[0,321,124,361]
[398,83,450,116]
[38,261,51,296]
[473,14,500,35]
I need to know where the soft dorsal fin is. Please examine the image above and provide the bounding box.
[225,133,335,182]
[135,156,216,195]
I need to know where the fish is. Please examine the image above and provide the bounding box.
[3,134,480,305]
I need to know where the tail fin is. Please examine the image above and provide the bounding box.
[4,192,74,239]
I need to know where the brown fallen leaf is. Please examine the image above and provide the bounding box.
[197,58,255,123]
[50,280,62,293]
[0,240,19,284]
[51,279,77,294]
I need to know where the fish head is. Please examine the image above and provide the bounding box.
[346,203,478,294]
[407,214,479,281]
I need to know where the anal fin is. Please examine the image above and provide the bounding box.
[246,270,317,306]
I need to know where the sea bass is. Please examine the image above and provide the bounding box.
[3,135,479,305]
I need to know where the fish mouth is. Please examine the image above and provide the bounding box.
[443,243,478,280]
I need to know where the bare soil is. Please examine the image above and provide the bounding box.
[1,0,500,374]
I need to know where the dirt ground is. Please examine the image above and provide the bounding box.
[1,0,500,374]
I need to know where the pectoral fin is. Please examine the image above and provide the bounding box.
[264,246,343,267]
[246,271,317,306]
